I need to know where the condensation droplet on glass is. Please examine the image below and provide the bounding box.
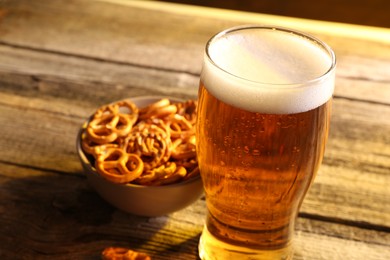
[223,136,231,147]
[252,149,260,156]
[241,160,252,168]
[293,146,301,153]
[240,112,246,119]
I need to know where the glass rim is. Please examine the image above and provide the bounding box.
[205,25,337,88]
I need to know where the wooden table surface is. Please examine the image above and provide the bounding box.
[0,0,389,259]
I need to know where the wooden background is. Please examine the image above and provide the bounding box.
[0,0,389,259]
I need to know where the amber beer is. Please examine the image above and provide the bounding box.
[196,26,336,260]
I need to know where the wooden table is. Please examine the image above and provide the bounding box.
[0,0,389,259]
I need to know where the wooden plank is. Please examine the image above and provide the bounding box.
[0,162,389,259]
[1,0,390,78]
[0,12,389,226]
[0,71,389,228]
[294,229,390,260]
[0,0,207,74]
[0,43,389,106]
[303,98,390,227]
[0,0,389,258]
[0,45,200,102]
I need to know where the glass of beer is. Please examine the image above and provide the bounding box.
[196,25,336,260]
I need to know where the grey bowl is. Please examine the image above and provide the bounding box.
[76,96,203,217]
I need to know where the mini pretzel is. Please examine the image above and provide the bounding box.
[94,100,139,123]
[134,161,177,185]
[153,165,187,186]
[166,114,194,140]
[134,162,187,186]
[171,135,196,160]
[81,130,106,155]
[95,148,144,184]
[81,130,126,158]
[175,100,198,125]
[174,157,198,180]
[86,100,139,145]
[139,98,177,120]
[102,247,151,260]
[125,120,171,170]
[183,165,199,180]
[87,113,134,144]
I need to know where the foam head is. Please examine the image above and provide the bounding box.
[201,26,336,114]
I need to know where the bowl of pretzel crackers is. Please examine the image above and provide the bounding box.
[76,96,203,217]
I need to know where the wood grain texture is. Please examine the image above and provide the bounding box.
[1,162,389,259]
[0,0,389,259]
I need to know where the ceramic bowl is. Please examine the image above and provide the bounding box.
[76,96,203,217]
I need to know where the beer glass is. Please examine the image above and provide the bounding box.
[196,25,336,260]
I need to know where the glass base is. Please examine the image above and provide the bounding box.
[198,226,293,260]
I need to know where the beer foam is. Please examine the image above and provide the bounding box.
[201,27,336,114]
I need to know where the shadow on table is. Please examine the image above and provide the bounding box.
[1,173,176,258]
